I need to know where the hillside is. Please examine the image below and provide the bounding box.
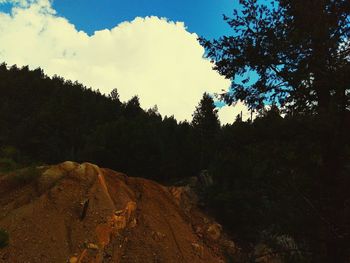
[0,162,237,263]
[0,64,201,181]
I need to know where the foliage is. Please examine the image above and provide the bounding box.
[199,1,350,261]
[0,64,201,181]
[0,146,19,172]
[0,158,17,173]
[200,0,350,114]
[0,229,9,248]
[192,93,220,169]
[192,93,220,133]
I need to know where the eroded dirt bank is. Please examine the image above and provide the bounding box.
[0,162,237,263]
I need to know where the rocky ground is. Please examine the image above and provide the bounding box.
[0,162,238,263]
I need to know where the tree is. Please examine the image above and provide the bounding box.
[200,0,350,114]
[124,95,142,118]
[200,1,350,261]
[109,88,120,102]
[192,93,220,169]
[192,93,220,133]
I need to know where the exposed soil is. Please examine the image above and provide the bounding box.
[0,162,237,263]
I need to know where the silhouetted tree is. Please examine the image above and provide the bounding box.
[109,88,120,102]
[124,95,142,118]
[200,0,350,114]
[200,1,350,260]
[192,93,220,169]
[192,93,220,133]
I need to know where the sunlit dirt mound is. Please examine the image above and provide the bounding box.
[0,162,237,263]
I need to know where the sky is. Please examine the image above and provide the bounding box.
[52,0,236,39]
[0,0,252,123]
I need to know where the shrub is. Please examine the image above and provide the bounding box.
[0,229,9,248]
[0,158,17,173]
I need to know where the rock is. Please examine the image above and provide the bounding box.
[37,166,66,193]
[114,210,123,215]
[60,161,78,172]
[151,231,166,241]
[191,243,204,258]
[112,201,137,230]
[194,227,203,238]
[69,256,78,263]
[129,218,137,228]
[207,223,222,240]
[114,214,127,230]
[86,243,99,250]
[125,201,137,221]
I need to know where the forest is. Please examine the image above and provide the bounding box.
[0,0,350,262]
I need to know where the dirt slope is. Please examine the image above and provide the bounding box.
[0,162,237,263]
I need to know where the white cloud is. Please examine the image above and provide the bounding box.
[0,0,245,122]
[0,0,48,8]
[218,101,255,124]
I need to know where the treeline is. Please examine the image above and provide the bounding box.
[1,64,350,261]
[0,63,202,181]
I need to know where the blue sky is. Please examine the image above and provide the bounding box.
[51,0,237,39]
[0,0,239,38]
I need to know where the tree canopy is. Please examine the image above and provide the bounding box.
[192,92,220,134]
[200,1,350,261]
[200,0,350,114]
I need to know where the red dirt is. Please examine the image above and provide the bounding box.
[0,162,237,263]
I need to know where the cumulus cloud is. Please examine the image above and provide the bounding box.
[0,0,250,122]
[0,0,23,4]
[0,0,47,8]
[218,101,255,124]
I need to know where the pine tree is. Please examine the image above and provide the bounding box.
[192,93,220,134]
[192,93,220,169]
[124,95,142,118]
[109,88,120,102]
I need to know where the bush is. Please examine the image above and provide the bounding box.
[0,158,18,173]
[0,229,9,248]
